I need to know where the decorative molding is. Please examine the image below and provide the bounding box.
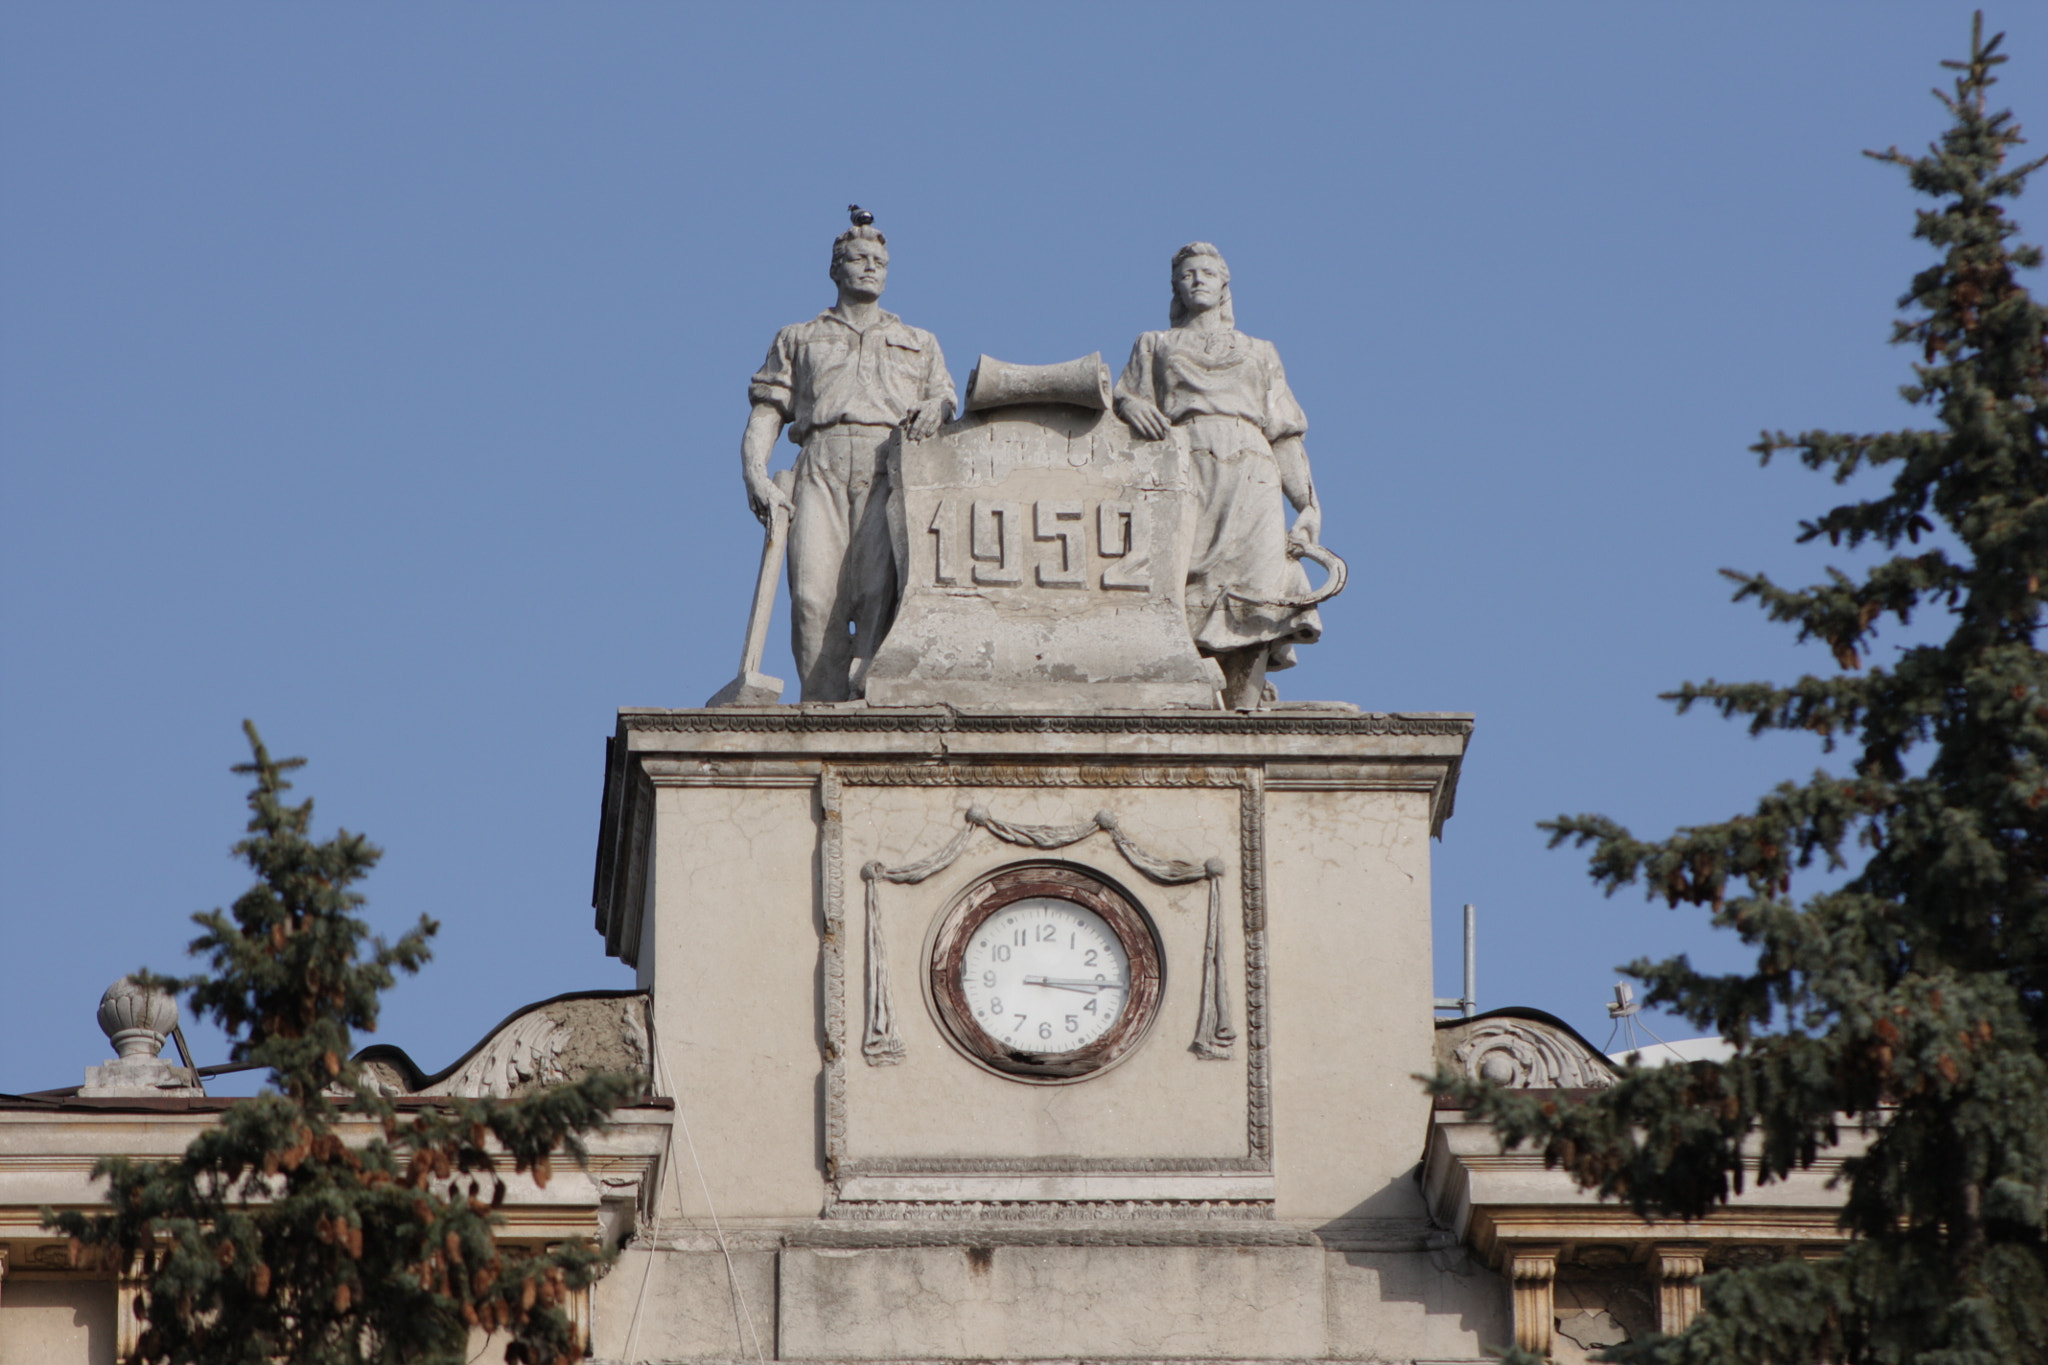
[819,763,1272,1191]
[618,708,1473,738]
[838,764,1250,789]
[789,1220,1314,1249]
[835,1154,1263,1175]
[836,1173,1272,1204]
[820,768,849,1178]
[1239,768,1269,1163]
[822,1199,1277,1224]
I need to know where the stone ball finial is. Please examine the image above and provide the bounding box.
[97,977,177,1060]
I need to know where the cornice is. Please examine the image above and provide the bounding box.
[617,706,1473,739]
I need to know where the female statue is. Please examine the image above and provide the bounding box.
[1114,242,1325,708]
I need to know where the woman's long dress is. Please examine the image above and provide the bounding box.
[1115,327,1321,669]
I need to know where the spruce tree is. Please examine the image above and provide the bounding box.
[1435,16,2048,1364]
[49,723,640,1365]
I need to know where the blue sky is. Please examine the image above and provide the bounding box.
[5,3,2044,1093]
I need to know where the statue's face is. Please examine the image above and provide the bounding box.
[833,241,889,298]
[1173,255,1226,313]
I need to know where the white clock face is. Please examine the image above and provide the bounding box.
[959,896,1131,1054]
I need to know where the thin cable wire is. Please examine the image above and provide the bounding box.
[620,1086,673,1364]
[653,1032,766,1363]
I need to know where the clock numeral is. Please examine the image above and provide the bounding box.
[1083,999,1098,1014]
[1037,923,1057,943]
[993,945,1010,962]
[982,971,996,987]
[1013,928,1028,947]
[989,997,1002,1015]
[1038,1022,1053,1040]
[1065,1015,1078,1033]
[1013,1014,1028,1030]
[1084,950,1098,967]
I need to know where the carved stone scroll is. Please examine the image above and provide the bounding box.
[856,805,1232,1066]
[1437,1013,1616,1090]
[352,992,651,1098]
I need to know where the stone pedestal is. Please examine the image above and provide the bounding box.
[592,704,1492,1361]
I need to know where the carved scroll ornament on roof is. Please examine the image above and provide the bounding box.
[1444,1016,1615,1090]
[354,993,651,1099]
[860,806,1232,1067]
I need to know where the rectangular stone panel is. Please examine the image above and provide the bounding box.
[777,1244,1327,1358]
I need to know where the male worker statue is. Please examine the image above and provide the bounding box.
[742,208,955,702]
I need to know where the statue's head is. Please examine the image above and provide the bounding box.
[831,225,890,300]
[1169,242,1233,328]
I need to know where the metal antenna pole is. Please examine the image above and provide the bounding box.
[1462,903,1476,1018]
[1433,903,1480,1017]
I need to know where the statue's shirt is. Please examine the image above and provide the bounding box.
[749,307,954,445]
[1114,328,1307,444]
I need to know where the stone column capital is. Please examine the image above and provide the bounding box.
[1507,1243,1563,1356]
[1508,1243,1562,1280]
[1650,1240,1710,1335]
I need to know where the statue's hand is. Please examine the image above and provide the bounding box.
[1288,503,1322,552]
[747,474,794,528]
[1117,396,1171,442]
[903,401,945,442]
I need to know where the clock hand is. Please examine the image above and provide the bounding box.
[1021,976,1118,993]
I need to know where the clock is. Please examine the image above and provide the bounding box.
[928,863,1163,1081]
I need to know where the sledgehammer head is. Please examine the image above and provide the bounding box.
[704,670,785,707]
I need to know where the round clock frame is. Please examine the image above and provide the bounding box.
[927,861,1164,1082]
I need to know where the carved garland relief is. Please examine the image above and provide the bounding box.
[858,804,1233,1068]
[820,764,1272,1182]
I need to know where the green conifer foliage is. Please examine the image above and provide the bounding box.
[1434,17,2048,1365]
[48,723,641,1365]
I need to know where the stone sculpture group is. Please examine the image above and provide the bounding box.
[730,208,1337,711]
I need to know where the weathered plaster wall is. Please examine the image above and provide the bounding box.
[0,1279,115,1365]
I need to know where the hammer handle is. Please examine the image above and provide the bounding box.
[738,470,795,678]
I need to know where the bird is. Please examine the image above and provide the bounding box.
[848,204,874,228]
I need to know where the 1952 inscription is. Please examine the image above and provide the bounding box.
[929,498,1152,592]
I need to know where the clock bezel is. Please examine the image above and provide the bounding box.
[927,861,1164,1082]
